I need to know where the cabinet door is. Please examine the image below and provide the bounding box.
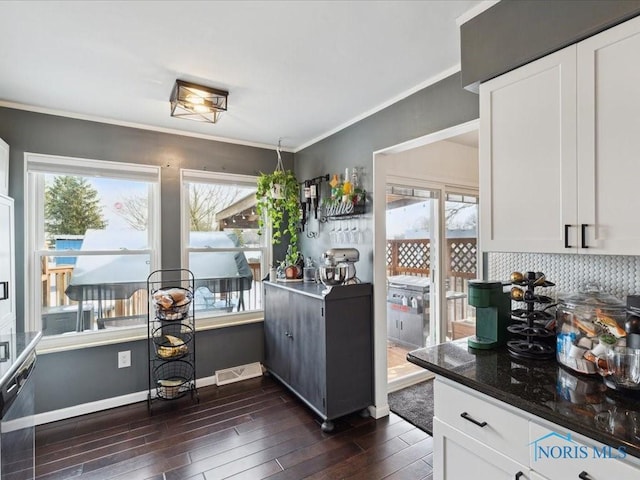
[263,285,290,383]
[0,195,15,333]
[479,46,577,253]
[577,15,640,255]
[433,418,531,480]
[0,138,8,196]
[290,294,326,414]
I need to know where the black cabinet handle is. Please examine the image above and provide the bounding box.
[0,281,8,301]
[564,224,572,248]
[515,473,523,480]
[581,224,589,248]
[578,472,592,480]
[460,412,487,427]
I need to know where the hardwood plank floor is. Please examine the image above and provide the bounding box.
[36,376,433,480]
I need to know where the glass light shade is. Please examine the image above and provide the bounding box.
[170,80,228,123]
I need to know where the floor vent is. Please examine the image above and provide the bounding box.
[215,362,263,386]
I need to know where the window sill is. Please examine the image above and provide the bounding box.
[36,311,264,354]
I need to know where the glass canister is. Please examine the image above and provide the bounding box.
[556,285,626,375]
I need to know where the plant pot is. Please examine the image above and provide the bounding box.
[270,183,283,199]
[284,265,301,279]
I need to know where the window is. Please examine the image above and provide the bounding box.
[25,153,160,345]
[180,170,267,323]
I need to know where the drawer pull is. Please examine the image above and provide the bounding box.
[515,473,523,480]
[460,411,487,428]
[578,472,592,480]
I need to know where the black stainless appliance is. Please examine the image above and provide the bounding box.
[387,275,429,349]
[0,332,41,479]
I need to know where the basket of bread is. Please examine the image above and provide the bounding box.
[155,334,189,359]
[152,287,193,320]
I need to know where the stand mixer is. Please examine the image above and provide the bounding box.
[320,248,360,286]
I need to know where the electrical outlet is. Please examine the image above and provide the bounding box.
[118,350,131,368]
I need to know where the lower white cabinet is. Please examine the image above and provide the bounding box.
[434,417,532,480]
[433,377,640,479]
[529,422,638,480]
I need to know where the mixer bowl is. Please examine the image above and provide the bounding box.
[318,265,347,286]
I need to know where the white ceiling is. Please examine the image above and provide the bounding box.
[0,1,485,152]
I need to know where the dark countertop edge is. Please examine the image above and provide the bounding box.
[407,352,640,461]
[0,331,43,390]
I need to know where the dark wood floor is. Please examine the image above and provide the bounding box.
[35,376,434,480]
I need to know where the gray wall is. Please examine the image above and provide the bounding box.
[33,322,263,413]
[0,106,288,413]
[461,0,640,91]
[295,72,480,282]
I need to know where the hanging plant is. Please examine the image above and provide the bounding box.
[256,141,302,261]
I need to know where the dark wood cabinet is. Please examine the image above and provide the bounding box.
[264,281,373,432]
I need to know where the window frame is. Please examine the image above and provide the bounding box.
[180,169,269,328]
[24,152,162,351]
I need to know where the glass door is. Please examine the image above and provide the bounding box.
[443,191,479,342]
[385,184,440,384]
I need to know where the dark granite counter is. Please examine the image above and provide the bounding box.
[408,339,640,459]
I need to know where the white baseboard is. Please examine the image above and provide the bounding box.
[34,374,218,426]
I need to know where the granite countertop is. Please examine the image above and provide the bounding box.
[408,339,640,459]
[264,280,372,300]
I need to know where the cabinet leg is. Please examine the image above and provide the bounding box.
[321,420,334,432]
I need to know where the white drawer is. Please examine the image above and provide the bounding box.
[434,378,530,466]
[529,421,640,480]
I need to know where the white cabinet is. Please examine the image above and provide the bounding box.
[433,418,531,480]
[479,46,577,254]
[576,16,640,254]
[480,15,640,255]
[434,378,531,479]
[434,377,529,465]
[0,194,15,336]
[433,377,640,479]
[529,422,638,480]
[0,137,8,196]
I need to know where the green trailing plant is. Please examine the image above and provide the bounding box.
[256,168,302,261]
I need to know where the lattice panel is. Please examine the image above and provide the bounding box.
[386,239,431,275]
[398,240,430,270]
[448,240,477,277]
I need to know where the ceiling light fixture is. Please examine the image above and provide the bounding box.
[170,79,228,124]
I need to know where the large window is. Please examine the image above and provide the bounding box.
[181,170,267,322]
[25,154,160,343]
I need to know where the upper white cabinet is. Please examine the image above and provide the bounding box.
[576,17,640,254]
[0,137,8,196]
[480,46,577,254]
[480,15,640,255]
[0,195,15,337]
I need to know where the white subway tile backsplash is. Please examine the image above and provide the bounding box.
[487,252,640,301]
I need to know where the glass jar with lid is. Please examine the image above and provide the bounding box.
[556,284,626,375]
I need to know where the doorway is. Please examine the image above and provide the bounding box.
[371,119,479,413]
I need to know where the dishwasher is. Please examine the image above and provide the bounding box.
[0,332,41,480]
